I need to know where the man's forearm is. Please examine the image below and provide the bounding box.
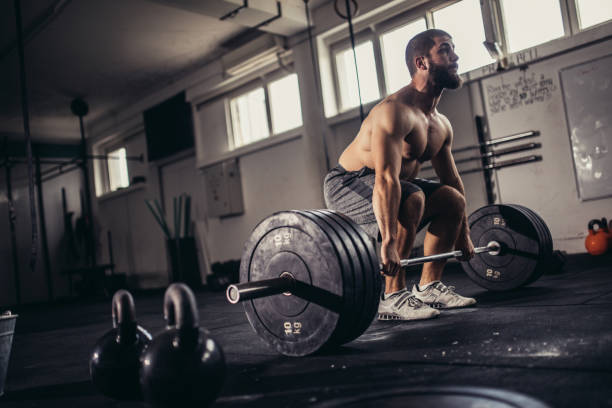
[372,177,402,245]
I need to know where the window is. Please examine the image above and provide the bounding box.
[107,147,129,192]
[575,0,612,29]
[228,72,303,150]
[229,87,269,148]
[381,18,427,93]
[432,0,494,73]
[334,41,380,111]
[500,0,565,53]
[268,73,303,134]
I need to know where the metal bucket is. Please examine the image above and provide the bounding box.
[0,311,17,397]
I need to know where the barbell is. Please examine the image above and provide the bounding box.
[227,240,502,304]
[228,204,552,356]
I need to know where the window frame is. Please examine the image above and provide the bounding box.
[226,67,304,151]
[94,138,131,197]
[496,0,570,54]
[267,72,304,135]
[376,13,430,94]
[105,146,130,192]
[327,0,498,112]
[318,0,612,119]
[570,0,612,31]
[329,29,382,112]
[227,78,271,150]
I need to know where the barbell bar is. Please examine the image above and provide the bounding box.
[228,240,503,304]
[397,240,501,268]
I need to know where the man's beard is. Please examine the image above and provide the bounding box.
[429,60,462,90]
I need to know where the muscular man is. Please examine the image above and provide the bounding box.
[324,29,476,321]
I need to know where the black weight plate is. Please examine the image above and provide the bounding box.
[506,205,546,286]
[311,386,551,408]
[294,211,357,350]
[240,211,344,357]
[515,204,552,257]
[531,206,553,278]
[313,210,372,344]
[462,205,540,291]
[332,211,381,340]
[307,210,364,345]
[512,205,552,284]
[325,210,381,332]
[318,210,378,342]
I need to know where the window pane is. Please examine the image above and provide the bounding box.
[268,73,303,134]
[576,0,612,29]
[433,0,494,73]
[335,41,380,110]
[229,87,269,148]
[108,147,129,191]
[381,18,427,94]
[501,0,565,53]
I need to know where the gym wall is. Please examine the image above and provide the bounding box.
[94,131,167,289]
[86,2,612,290]
[479,38,612,253]
[0,162,83,306]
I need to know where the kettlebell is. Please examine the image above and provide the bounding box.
[602,217,612,251]
[585,219,608,256]
[608,218,612,249]
[140,283,226,408]
[90,290,152,400]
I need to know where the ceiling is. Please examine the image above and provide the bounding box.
[0,0,328,144]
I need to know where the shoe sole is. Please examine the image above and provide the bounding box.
[377,312,439,321]
[425,302,476,309]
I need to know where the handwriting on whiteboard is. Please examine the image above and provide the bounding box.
[486,72,557,115]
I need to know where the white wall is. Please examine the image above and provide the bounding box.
[202,137,324,262]
[481,39,612,253]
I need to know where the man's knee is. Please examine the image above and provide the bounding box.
[399,191,425,228]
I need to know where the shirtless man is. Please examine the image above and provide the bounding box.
[324,29,476,321]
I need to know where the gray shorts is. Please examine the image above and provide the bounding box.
[323,164,442,241]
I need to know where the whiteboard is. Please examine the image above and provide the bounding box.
[560,54,612,201]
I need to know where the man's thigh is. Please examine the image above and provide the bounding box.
[324,167,431,241]
[409,178,443,230]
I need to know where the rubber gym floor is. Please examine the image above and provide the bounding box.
[2,252,611,408]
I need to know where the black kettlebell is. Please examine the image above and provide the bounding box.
[90,290,152,400]
[140,283,226,407]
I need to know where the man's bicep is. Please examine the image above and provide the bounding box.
[371,106,406,178]
[371,125,402,179]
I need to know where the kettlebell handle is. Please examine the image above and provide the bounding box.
[164,283,199,330]
[112,290,136,328]
[588,219,604,232]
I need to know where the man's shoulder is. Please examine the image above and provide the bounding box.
[434,110,453,133]
[373,96,420,121]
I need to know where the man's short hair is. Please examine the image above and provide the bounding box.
[405,29,451,76]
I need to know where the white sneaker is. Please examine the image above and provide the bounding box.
[412,281,476,309]
[378,289,440,321]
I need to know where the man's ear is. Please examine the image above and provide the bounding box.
[415,55,428,71]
